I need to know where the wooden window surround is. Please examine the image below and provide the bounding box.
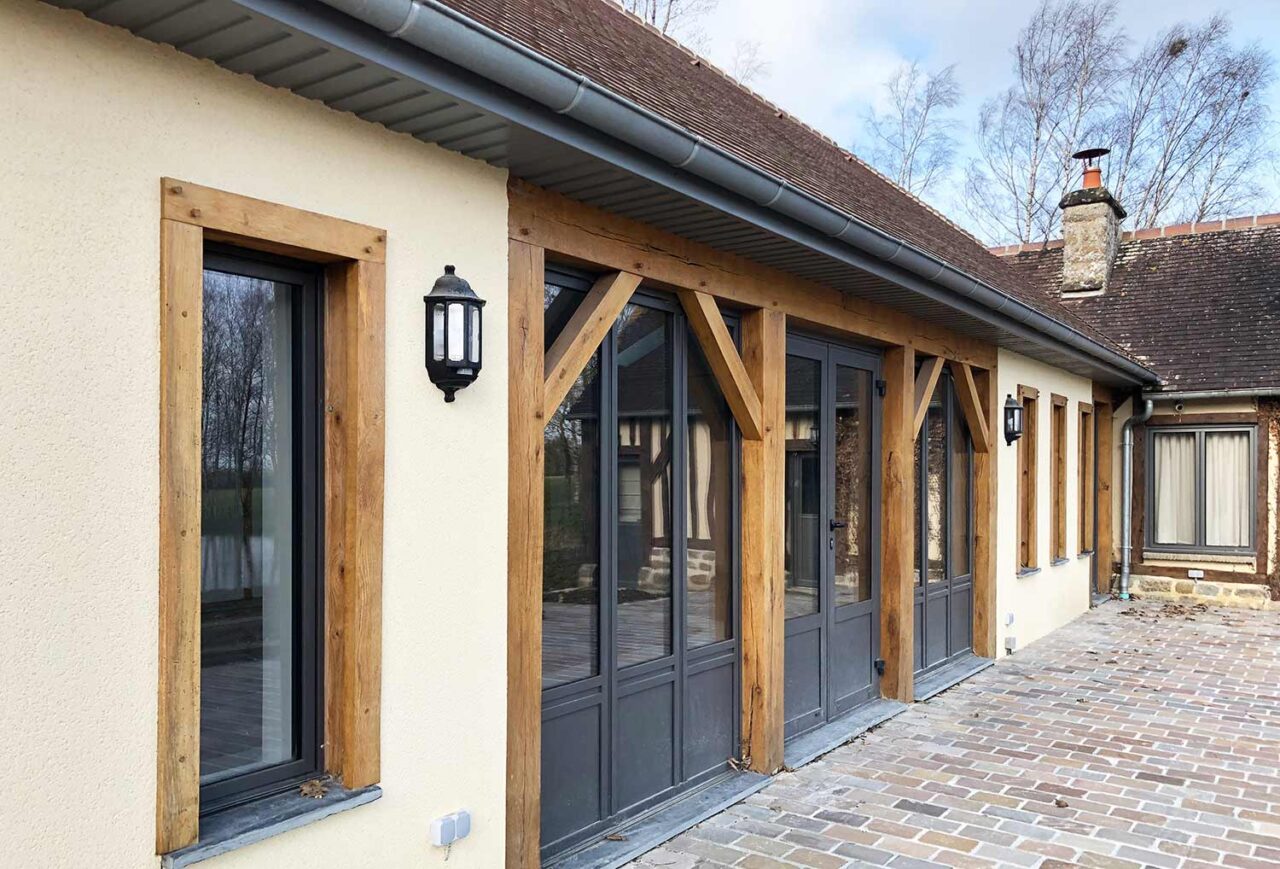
[1078,402,1095,554]
[157,179,385,853]
[1016,385,1039,571]
[1050,394,1068,562]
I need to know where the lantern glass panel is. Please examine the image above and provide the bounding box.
[469,306,481,364]
[432,304,445,361]
[447,302,464,362]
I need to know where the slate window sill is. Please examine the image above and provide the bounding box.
[1017,567,1041,578]
[1050,557,1070,567]
[162,783,381,868]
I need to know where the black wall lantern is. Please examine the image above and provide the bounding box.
[1004,394,1024,445]
[424,265,485,402]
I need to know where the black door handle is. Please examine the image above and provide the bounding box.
[830,519,848,530]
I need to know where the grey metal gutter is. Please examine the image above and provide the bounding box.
[311,0,1155,384]
[1144,387,1280,401]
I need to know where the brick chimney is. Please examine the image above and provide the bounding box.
[1059,151,1126,294]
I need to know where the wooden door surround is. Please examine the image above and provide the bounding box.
[505,180,997,867]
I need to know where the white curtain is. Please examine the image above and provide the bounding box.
[1206,431,1250,547]
[1154,432,1196,545]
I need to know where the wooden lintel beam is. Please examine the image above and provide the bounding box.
[678,290,764,440]
[510,181,997,369]
[950,361,992,453]
[543,270,642,420]
[911,356,945,438]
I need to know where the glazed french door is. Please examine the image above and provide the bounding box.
[913,371,974,674]
[782,336,881,739]
[539,271,740,861]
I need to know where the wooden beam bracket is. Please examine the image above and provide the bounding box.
[543,270,642,420]
[678,290,763,440]
[950,361,992,453]
[912,356,945,438]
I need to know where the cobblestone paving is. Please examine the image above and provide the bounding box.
[629,600,1280,868]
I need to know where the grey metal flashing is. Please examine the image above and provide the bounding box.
[293,0,1154,385]
[545,772,770,869]
[783,699,908,770]
[162,784,381,868]
[913,653,995,703]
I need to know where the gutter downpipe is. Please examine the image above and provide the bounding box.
[1119,396,1154,600]
[308,0,1155,386]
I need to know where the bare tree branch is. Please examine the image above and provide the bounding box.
[729,39,770,87]
[862,62,961,197]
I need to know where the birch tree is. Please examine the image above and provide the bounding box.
[863,62,962,197]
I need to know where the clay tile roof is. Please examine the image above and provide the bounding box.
[1002,223,1280,393]
[437,0,1134,359]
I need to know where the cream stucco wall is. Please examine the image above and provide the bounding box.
[0,3,509,867]
[996,350,1095,656]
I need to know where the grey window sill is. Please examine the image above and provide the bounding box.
[1017,567,1041,578]
[1050,557,1070,567]
[1077,550,1094,560]
[162,783,381,868]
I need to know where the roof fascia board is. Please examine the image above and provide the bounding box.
[240,0,1153,384]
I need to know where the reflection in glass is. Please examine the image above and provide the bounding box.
[785,355,822,618]
[951,401,972,576]
[542,285,601,688]
[199,268,297,783]
[834,367,872,606]
[615,305,673,667]
[926,397,947,583]
[687,334,733,647]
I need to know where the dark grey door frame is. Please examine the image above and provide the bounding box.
[783,334,882,740]
[540,271,742,862]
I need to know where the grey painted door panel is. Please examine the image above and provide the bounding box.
[783,336,882,741]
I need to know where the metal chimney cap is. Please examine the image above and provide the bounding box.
[1072,147,1111,164]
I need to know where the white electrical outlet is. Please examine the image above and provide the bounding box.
[1004,635,1017,653]
[430,810,472,847]
[1005,612,1015,626]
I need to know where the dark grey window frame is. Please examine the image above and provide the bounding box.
[199,245,326,816]
[1144,423,1257,556]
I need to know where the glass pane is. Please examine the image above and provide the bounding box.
[542,292,601,690]
[200,268,297,784]
[432,304,445,360]
[615,305,673,667]
[1153,432,1196,545]
[446,302,464,361]
[834,366,872,606]
[687,333,733,647]
[926,393,946,583]
[950,394,972,576]
[1206,431,1250,547]
[785,355,822,618]
[469,307,481,364]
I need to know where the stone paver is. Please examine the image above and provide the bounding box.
[627,600,1280,867]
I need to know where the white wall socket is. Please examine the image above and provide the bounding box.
[430,810,472,847]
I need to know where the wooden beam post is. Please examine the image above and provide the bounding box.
[339,259,385,789]
[156,218,203,854]
[951,362,992,453]
[880,345,915,702]
[543,270,641,421]
[972,366,999,658]
[1094,391,1115,594]
[739,307,786,773]
[678,290,763,440]
[912,356,945,438]
[507,240,546,869]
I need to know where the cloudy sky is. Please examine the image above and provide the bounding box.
[693,0,1280,238]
